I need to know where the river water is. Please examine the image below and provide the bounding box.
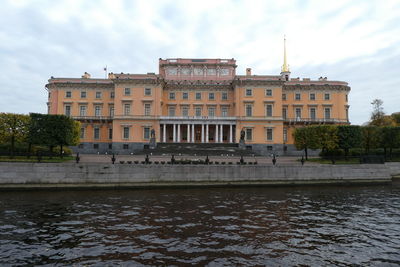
[1,184,399,266]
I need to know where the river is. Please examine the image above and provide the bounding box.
[1,184,399,266]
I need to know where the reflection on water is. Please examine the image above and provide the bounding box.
[1,184,400,266]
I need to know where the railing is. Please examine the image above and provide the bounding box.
[160,116,237,121]
[73,116,113,121]
[284,118,349,123]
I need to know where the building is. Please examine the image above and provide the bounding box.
[46,41,350,155]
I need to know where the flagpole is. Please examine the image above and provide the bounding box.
[104,65,107,79]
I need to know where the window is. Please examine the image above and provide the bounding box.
[182,92,188,100]
[144,103,151,116]
[246,89,252,96]
[208,92,215,100]
[267,146,273,151]
[324,93,330,100]
[282,93,287,100]
[182,106,189,116]
[169,92,175,100]
[168,106,175,116]
[295,108,302,120]
[80,128,85,139]
[245,104,253,117]
[282,108,287,120]
[221,107,228,117]
[245,128,252,141]
[195,92,201,100]
[93,144,99,149]
[310,108,316,120]
[123,127,130,139]
[78,144,84,149]
[266,128,273,141]
[79,105,87,116]
[65,105,71,116]
[310,93,316,100]
[324,108,331,119]
[346,108,349,121]
[94,128,100,139]
[195,107,202,117]
[80,91,86,98]
[124,104,131,115]
[283,128,288,142]
[265,104,273,117]
[109,106,114,116]
[123,144,129,149]
[345,94,348,102]
[95,106,101,117]
[110,92,115,98]
[96,91,102,99]
[124,88,131,96]
[144,88,151,96]
[208,107,215,117]
[265,89,272,96]
[65,91,71,98]
[108,128,112,139]
[108,144,112,149]
[143,127,150,140]
[295,93,301,100]
[221,92,228,100]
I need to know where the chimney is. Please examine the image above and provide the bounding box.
[82,72,91,79]
[108,72,115,79]
[246,68,252,76]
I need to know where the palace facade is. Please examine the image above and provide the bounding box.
[46,51,350,155]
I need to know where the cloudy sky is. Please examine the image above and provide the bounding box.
[1,0,399,124]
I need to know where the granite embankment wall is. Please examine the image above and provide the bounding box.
[0,162,397,189]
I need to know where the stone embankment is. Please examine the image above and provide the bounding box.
[0,162,398,189]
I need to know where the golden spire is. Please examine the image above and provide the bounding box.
[281,35,290,73]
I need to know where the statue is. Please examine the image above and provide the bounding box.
[239,128,246,149]
[151,129,155,139]
[149,128,157,149]
[240,129,245,141]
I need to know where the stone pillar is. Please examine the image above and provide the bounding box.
[206,124,209,143]
[177,124,181,142]
[163,124,166,142]
[173,124,176,143]
[215,124,219,143]
[229,124,233,143]
[187,124,190,143]
[192,124,195,143]
[220,124,223,143]
[201,124,204,143]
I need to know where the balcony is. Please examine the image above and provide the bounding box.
[72,116,113,123]
[284,117,349,124]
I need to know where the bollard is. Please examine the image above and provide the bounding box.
[75,152,80,164]
[240,155,244,165]
[301,156,305,165]
[111,153,116,164]
[272,154,276,165]
[145,154,150,164]
[171,154,175,165]
[205,155,209,165]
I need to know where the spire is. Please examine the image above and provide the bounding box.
[281,35,290,73]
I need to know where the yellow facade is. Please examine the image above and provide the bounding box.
[46,58,350,154]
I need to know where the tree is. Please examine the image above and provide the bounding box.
[293,127,314,160]
[391,112,400,125]
[337,125,362,159]
[369,99,395,126]
[361,126,381,154]
[0,113,31,157]
[381,126,400,159]
[315,125,339,153]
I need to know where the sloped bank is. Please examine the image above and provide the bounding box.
[0,162,396,189]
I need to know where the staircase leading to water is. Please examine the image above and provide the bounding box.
[140,143,258,156]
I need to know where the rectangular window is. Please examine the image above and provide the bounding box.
[282,108,287,120]
[310,108,316,120]
[169,92,175,100]
[168,106,175,116]
[94,128,100,139]
[123,127,130,139]
[295,93,301,100]
[143,127,150,140]
[123,144,129,149]
[221,107,228,117]
[78,144,84,149]
[310,93,316,100]
[80,127,85,139]
[182,92,188,100]
[265,89,272,96]
[144,103,151,116]
[80,91,86,98]
[265,104,273,117]
[245,104,253,117]
[65,105,71,116]
[346,108,349,120]
[208,92,215,100]
[108,128,112,139]
[345,94,348,102]
[108,143,112,149]
[109,106,114,117]
[283,128,288,142]
[66,91,71,98]
[95,106,101,117]
[208,107,215,117]
[93,144,99,149]
[79,106,87,116]
[324,108,331,119]
[195,107,202,117]
[144,88,151,96]
[295,108,302,120]
[222,92,228,100]
[195,92,201,100]
[266,128,273,141]
[110,92,115,98]
[324,93,330,100]
[96,92,102,99]
[245,128,252,141]
[282,93,287,100]
[124,104,131,115]
[246,89,252,96]
[124,88,131,96]
[182,106,189,116]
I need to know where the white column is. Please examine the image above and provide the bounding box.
[173,124,176,143]
[220,125,223,143]
[192,124,195,142]
[215,124,219,143]
[187,124,190,143]
[163,124,166,142]
[177,124,181,142]
[206,124,209,143]
[201,124,204,143]
[229,124,233,143]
